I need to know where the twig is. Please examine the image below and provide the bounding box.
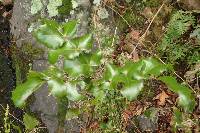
[111,27,118,47]
[0,104,24,125]
[104,3,131,27]
[129,120,142,133]
[139,2,165,42]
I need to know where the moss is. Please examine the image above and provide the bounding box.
[11,43,43,85]
[116,9,145,32]
[58,0,72,15]
[128,0,145,10]
[144,0,162,7]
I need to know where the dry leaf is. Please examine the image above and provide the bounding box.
[154,91,169,106]
[142,7,154,20]
[88,121,99,131]
[129,29,140,41]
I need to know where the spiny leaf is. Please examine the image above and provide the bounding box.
[72,34,93,50]
[34,24,64,49]
[66,83,82,101]
[121,80,144,100]
[44,66,64,79]
[142,57,167,76]
[90,50,102,66]
[64,59,85,76]
[64,52,102,76]
[23,113,39,130]
[48,78,68,98]
[111,74,129,89]
[41,19,60,30]
[122,57,167,80]
[62,20,78,37]
[12,71,45,107]
[104,64,119,81]
[121,60,144,80]
[159,76,196,112]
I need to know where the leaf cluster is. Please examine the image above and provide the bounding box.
[12,19,92,107]
[11,19,197,130]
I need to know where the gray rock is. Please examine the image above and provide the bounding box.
[137,115,158,132]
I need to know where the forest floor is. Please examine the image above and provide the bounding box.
[0,0,200,133]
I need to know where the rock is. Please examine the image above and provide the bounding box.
[178,0,200,10]
[137,115,158,132]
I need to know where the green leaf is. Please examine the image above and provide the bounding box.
[48,44,79,64]
[34,20,64,49]
[62,20,78,37]
[48,49,61,64]
[66,108,80,120]
[48,39,94,64]
[12,124,22,133]
[90,50,102,66]
[121,80,144,100]
[41,19,60,30]
[66,83,82,101]
[111,74,129,89]
[104,64,119,81]
[142,57,167,76]
[64,52,102,76]
[173,108,183,125]
[64,59,85,76]
[23,113,39,130]
[72,34,92,50]
[122,58,167,80]
[159,76,196,112]
[172,108,183,131]
[91,81,111,103]
[48,78,67,98]
[122,61,144,80]
[12,72,45,107]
